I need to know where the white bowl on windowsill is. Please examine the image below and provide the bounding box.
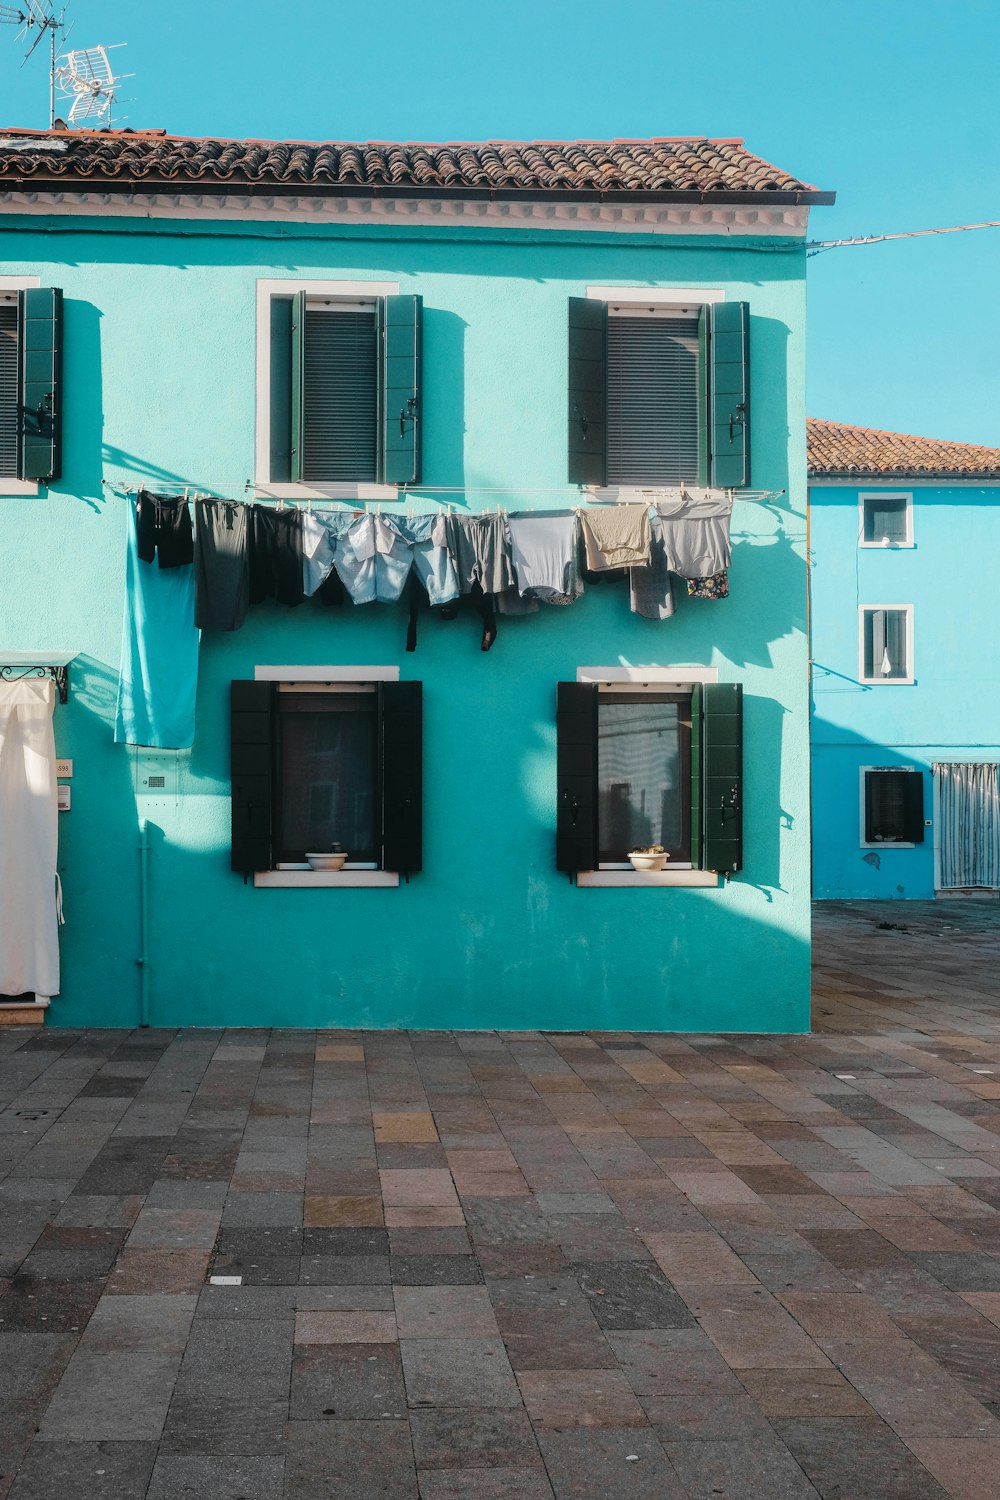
[628,851,669,872]
[306,852,348,871]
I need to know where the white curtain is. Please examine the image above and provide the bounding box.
[0,678,61,997]
[935,761,1000,890]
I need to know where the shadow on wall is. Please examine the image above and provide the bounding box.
[50,299,105,510]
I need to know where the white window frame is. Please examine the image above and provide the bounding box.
[585,285,725,502]
[859,765,920,850]
[858,490,914,549]
[858,604,914,686]
[574,664,722,888]
[0,276,41,497]
[254,277,399,502]
[252,661,401,888]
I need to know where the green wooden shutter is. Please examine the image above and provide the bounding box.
[380,294,422,485]
[231,680,275,874]
[0,301,17,477]
[556,681,599,872]
[689,682,702,869]
[709,301,750,489]
[269,295,294,483]
[289,290,307,483]
[568,297,607,485]
[18,287,62,482]
[380,680,423,874]
[700,682,743,874]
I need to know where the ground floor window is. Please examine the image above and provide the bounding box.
[597,692,692,862]
[862,767,924,846]
[274,689,379,863]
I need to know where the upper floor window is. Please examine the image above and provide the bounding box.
[860,492,912,548]
[0,282,62,490]
[568,291,751,491]
[256,280,421,496]
[860,606,913,684]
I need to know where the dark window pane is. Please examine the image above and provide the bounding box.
[597,695,691,861]
[275,693,378,861]
[863,609,909,679]
[0,302,16,478]
[607,315,701,486]
[865,769,921,842]
[303,307,377,483]
[863,495,908,544]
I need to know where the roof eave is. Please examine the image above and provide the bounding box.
[810,468,1000,481]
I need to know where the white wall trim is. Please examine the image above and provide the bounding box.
[254,276,399,493]
[0,191,811,238]
[587,284,724,306]
[576,666,719,684]
[577,869,720,888]
[858,490,914,549]
[858,764,920,849]
[254,664,400,683]
[0,278,41,498]
[858,604,914,686]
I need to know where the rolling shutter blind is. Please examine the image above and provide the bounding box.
[380,680,423,874]
[18,287,63,482]
[0,302,16,477]
[607,314,702,486]
[567,297,607,485]
[864,495,908,545]
[231,680,275,874]
[865,770,924,844]
[301,304,378,484]
[556,681,599,872]
[380,294,422,485]
[701,682,743,874]
[709,300,750,488]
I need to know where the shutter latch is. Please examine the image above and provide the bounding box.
[399,396,418,437]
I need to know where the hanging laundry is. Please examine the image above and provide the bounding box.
[194,498,249,632]
[302,510,353,598]
[657,494,732,579]
[334,514,413,605]
[629,515,677,621]
[248,505,305,607]
[508,512,581,602]
[687,571,729,600]
[579,503,651,572]
[496,587,539,616]
[135,490,194,568]
[402,513,460,606]
[448,513,515,597]
[115,497,199,750]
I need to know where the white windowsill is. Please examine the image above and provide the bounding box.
[252,483,399,502]
[577,869,721,888]
[0,479,41,497]
[254,870,400,888]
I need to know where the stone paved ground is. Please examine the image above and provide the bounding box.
[1,902,1000,1499]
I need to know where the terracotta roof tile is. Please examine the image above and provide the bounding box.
[807,418,1000,479]
[0,128,833,201]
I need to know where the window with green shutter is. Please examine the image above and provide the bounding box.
[555,680,743,876]
[0,286,63,484]
[568,296,751,489]
[269,291,422,486]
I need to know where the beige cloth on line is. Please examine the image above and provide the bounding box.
[579,504,651,571]
[0,678,61,999]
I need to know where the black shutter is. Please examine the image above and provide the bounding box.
[865,769,924,844]
[709,301,750,488]
[0,301,16,477]
[269,295,294,483]
[556,681,599,872]
[231,680,275,874]
[701,682,743,873]
[380,294,422,485]
[568,297,607,485]
[18,287,63,482]
[380,680,423,874]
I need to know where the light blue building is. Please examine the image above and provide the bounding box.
[809,417,1000,899]
[0,128,832,1030]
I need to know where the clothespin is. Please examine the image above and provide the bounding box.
[307,497,312,514]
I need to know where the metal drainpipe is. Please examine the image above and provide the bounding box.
[138,818,149,1028]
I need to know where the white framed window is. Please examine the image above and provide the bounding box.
[0,275,41,497]
[859,491,913,548]
[859,605,914,684]
[255,278,399,501]
[860,766,925,849]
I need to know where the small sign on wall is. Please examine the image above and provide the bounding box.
[57,785,71,812]
[56,759,73,778]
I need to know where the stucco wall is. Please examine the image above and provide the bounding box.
[810,483,1000,898]
[0,215,811,1028]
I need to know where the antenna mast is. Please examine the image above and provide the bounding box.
[0,3,69,126]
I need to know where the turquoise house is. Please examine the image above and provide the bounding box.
[809,418,1000,899]
[0,128,832,1030]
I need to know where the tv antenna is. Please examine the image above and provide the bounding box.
[0,3,69,127]
[55,43,130,127]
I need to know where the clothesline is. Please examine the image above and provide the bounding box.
[100,478,786,507]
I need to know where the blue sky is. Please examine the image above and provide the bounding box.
[3,0,998,445]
